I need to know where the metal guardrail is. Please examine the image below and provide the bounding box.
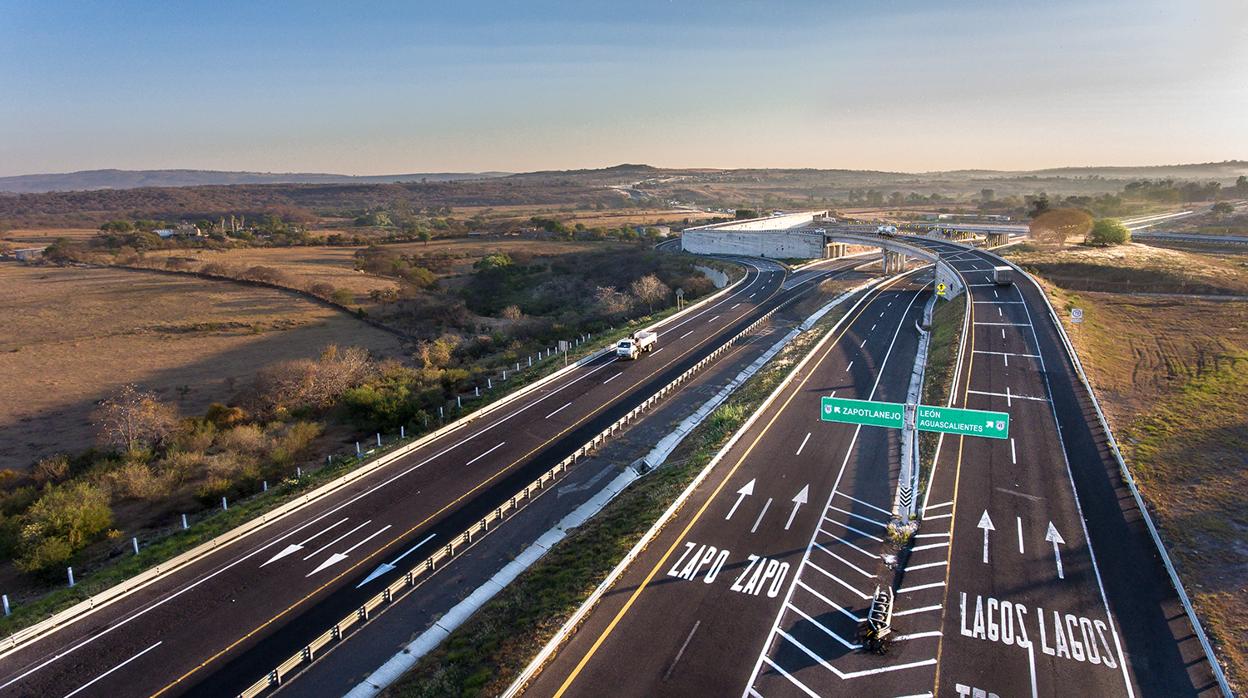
[236,293,801,697]
[997,255,1233,698]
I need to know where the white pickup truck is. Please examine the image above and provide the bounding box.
[616,330,657,360]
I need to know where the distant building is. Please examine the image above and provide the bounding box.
[154,224,202,239]
[14,247,46,262]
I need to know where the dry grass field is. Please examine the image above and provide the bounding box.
[1,227,99,245]
[1007,243,1248,690]
[0,264,405,472]
[142,245,399,298]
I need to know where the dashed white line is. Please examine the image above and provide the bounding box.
[1017,516,1025,554]
[603,372,622,384]
[679,330,694,339]
[751,498,773,533]
[545,401,573,419]
[795,432,812,456]
[845,360,854,372]
[898,581,946,594]
[465,441,507,466]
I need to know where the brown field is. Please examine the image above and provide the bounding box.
[1008,243,1248,691]
[142,245,399,298]
[1,227,99,245]
[0,264,405,472]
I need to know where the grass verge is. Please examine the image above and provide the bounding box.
[383,301,852,697]
[917,296,966,497]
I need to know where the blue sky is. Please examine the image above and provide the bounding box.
[2,0,1245,175]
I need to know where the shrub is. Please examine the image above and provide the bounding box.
[331,288,354,305]
[204,403,247,428]
[14,482,113,573]
[107,460,170,500]
[32,455,70,485]
[94,385,178,453]
[216,424,268,455]
[1087,218,1131,246]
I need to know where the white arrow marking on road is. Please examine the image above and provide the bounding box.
[725,479,755,520]
[978,510,995,564]
[356,532,437,588]
[261,517,349,567]
[785,485,810,530]
[1045,521,1066,579]
[307,524,393,577]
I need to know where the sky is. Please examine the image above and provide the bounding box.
[2,0,1246,176]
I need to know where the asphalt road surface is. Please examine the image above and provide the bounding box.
[0,257,855,698]
[518,239,1221,698]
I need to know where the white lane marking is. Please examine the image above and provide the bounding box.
[819,530,879,559]
[911,542,949,552]
[923,513,952,521]
[804,558,871,599]
[750,498,773,533]
[967,389,1049,402]
[708,315,721,323]
[726,479,755,520]
[893,605,943,617]
[307,524,394,576]
[976,321,1032,327]
[975,349,1039,357]
[998,307,1003,318]
[664,620,701,681]
[749,292,756,299]
[772,630,937,679]
[898,581,945,594]
[794,432,812,456]
[785,485,810,530]
[261,517,350,567]
[859,338,867,348]
[822,517,883,542]
[827,505,887,528]
[603,371,622,384]
[786,602,860,649]
[544,401,573,419]
[652,348,664,355]
[1002,328,1006,339]
[974,300,1025,304]
[893,631,943,642]
[845,360,854,372]
[905,561,946,572]
[914,532,949,538]
[1017,516,1025,554]
[679,330,694,339]
[813,541,873,578]
[880,311,885,318]
[871,323,877,332]
[63,641,163,698]
[731,303,741,310]
[834,491,892,515]
[798,579,862,622]
[1015,291,1133,692]
[303,520,372,561]
[465,441,507,466]
[761,655,820,698]
[1011,437,1017,464]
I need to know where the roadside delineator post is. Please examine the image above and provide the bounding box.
[67,567,75,588]
[181,513,188,530]
[356,442,361,456]
[2,594,10,616]
[475,386,480,397]
[457,396,462,409]
[376,433,381,447]
[488,377,493,390]
[400,425,406,439]
[262,480,268,492]
[132,537,140,555]
[222,496,228,511]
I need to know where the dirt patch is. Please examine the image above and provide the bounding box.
[1007,242,1248,296]
[0,264,405,471]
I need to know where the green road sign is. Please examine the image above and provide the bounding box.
[915,404,1009,439]
[820,397,905,429]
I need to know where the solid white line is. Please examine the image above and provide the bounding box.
[813,541,874,578]
[544,401,573,419]
[967,389,1048,402]
[827,505,887,528]
[914,532,949,538]
[340,524,394,557]
[923,513,952,521]
[975,321,1032,327]
[795,432,812,456]
[974,301,1025,304]
[898,581,945,594]
[804,559,871,599]
[761,655,820,698]
[822,517,883,542]
[835,491,892,515]
[973,350,1040,357]
[798,579,862,622]
[785,602,861,649]
[894,631,943,642]
[298,517,349,546]
[63,641,163,698]
[751,498,773,533]
[820,530,879,559]
[894,604,943,617]
[303,520,372,561]
[911,542,949,552]
[465,441,507,466]
[603,372,622,384]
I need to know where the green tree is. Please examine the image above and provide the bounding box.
[1211,202,1234,215]
[1027,193,1051,218]
[1087,218,1130,246]
[15,482,113,574]
[418,230,433,246]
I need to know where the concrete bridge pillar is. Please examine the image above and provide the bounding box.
[825,242,847,259]
[985,232,1008,247]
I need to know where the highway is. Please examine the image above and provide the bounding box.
[0,256,857,698]
[513,238,1221,697]
[519,272,936,697]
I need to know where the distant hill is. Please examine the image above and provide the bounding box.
[0,169,512,194]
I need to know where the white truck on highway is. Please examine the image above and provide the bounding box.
[877,225,898,236]
[992,265,1014,286]
[616,330,657,360]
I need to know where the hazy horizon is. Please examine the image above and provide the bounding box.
[3,0,1246,177]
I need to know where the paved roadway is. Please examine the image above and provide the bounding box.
[903,237,1218,698]
[522,271,936,697]
[0,257,856,698]
[519,239,1221,698]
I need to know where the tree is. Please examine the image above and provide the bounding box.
[94,385,178,452]
[980,188,995,202]
[1211,201,1234,215]
[593,286,632,317]
[630,274,670,313]
[1235,175,1248,195]
[1087,218,1130,246]
[14,481,113,574]
[1026,193,1051,218]
[1028,208,1093,250]
[418,230,432,246]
